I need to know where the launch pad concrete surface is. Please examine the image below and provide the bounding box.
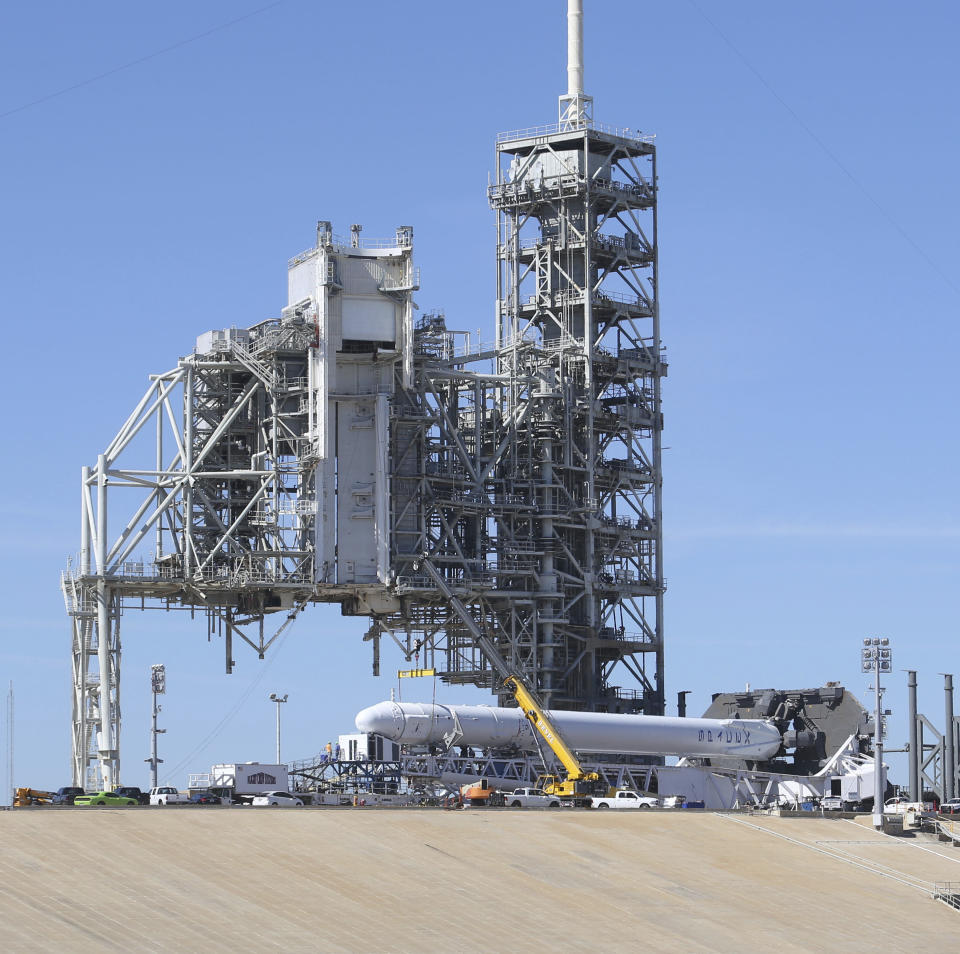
[2,808,958,953]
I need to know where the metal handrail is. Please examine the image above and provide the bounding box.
[496,120,656,145]
[288,232,408,266]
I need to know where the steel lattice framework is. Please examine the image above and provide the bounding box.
[377,116,666,712]
[62,3,665,789]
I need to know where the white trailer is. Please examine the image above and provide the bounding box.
[211,762,290,796]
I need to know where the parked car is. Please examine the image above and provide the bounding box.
[251,791,304,807]
[52,786,85,805]
[589,790,659,809]
[189,791,222,805]
[74,790,138,807]
[114,786,149,805]
[939,798,960,815]
[149,786,190,806]
[820,795,853,811]
[505,788,561,808]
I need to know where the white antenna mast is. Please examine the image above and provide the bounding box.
[559,0,593,128]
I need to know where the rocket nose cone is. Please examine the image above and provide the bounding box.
[355,702,404,739]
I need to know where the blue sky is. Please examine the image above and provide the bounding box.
[1,1,957,793]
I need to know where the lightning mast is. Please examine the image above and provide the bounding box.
[483,0,665,711]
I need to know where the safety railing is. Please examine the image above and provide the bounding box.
[288,233,408,267]
[934,883,960,910]
[496,120,656,145]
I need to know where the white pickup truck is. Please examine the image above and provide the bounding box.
[884,797,933,815]
[149,786,190,806]
[588,790,659,810]
[504,787,562,808]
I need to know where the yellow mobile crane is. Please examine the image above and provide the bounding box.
[504,675,604,805]
[416,558,605,806]
[13,788,56,806]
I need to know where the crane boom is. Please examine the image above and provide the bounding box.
[505,676,590,781]
[416,554,602,801]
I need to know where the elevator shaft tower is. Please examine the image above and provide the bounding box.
[485,118,664,712]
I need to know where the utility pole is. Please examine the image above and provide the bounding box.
[269,693,288,764]
[945,674,955,802]
[145,665,166,789]
[6,682,12,806]
[861,637,892,828]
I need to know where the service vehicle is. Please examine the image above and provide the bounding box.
[884,796,933,815]
[251,790,304,807]
[940,798,960,815]
[505,787,561,808]
[417,567,602,806]
[588,790,658,810]
[74,790,138,806]
[504,675,604,806]
[52,786,85,805]
[460,779,505,807]
[149,786,190,806]
[13,788,56,806]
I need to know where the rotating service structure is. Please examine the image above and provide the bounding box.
[62,224,419,789]
[61,0,665,789]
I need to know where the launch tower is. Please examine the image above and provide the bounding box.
[62,0,665,788]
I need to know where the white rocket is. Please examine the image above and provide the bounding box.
[355,701,784,761]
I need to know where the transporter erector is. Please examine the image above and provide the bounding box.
[356,700,785,761]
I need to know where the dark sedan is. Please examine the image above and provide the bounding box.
[189,791,222,805]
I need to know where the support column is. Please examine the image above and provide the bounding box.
[538,375,556,702]
[95,453,115,790]
[872,653,884,828]
[184,368,194,579]
[149,688,160,790]
[72,466,93,787]
[907,670,919,802]
[945,674,955,802]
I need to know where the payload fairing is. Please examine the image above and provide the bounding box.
[356,701,784,761]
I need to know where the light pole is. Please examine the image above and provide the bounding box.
[861,637,892,828]
[269,693,288,764]
[145,665,166,789]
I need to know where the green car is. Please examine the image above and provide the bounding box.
[73,790,138,807]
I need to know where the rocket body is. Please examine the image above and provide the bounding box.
[355,701,783,761]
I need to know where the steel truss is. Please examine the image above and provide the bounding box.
[374,123,665,713]
[61,302,366,788]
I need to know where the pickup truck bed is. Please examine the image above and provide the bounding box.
[589,791,659,810]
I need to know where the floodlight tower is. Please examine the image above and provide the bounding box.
[146,664,165,789]
[486,0,665,712]
[861,637,892,827]
[270,692,288,764]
